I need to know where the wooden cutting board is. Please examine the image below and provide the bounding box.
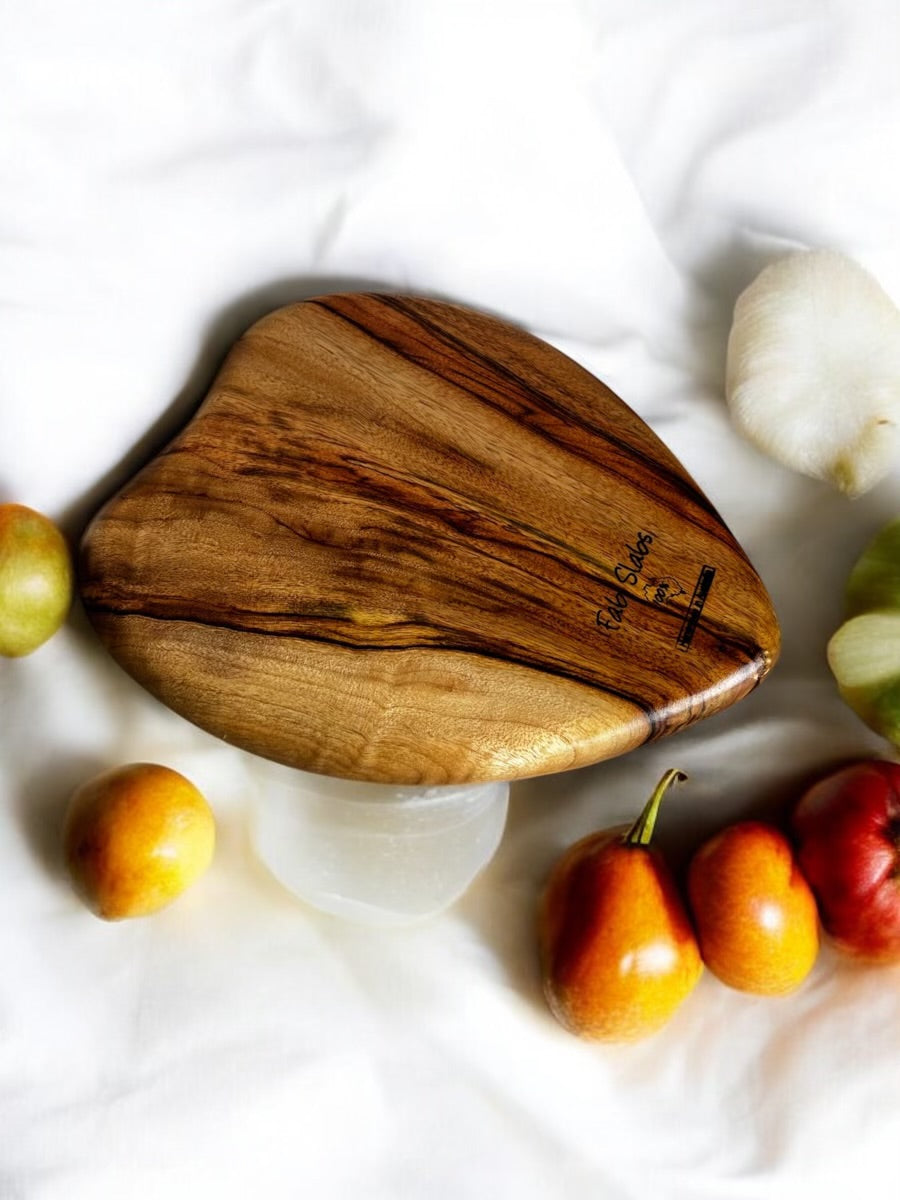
[79,294,779,785]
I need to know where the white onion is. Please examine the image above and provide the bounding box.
[726,249,900,497]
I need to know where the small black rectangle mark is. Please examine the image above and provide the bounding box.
[677,565,716,651]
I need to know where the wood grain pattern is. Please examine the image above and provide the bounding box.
[78,294,780,785]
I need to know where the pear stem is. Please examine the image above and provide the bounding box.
[624,769,687,847]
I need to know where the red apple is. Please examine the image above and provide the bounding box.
[792,760,900,963]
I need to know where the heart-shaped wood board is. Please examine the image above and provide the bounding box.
[79,294,779,785]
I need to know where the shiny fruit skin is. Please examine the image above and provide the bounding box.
[687,821,819,995]
[792,760,900,963]
[539,830,702,1042]
[0,503,73,656]
[63,763,216,920]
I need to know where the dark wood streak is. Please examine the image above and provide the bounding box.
[84,598,662,723]
[79,293,780,785]
[168,424,681,621]
[314,299,765,656]
[312,300,674,500]
[318,294,723,528]
[168,436,760,662]
[155,441,632,616]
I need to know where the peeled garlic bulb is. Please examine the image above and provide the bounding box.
[726,250,900,497]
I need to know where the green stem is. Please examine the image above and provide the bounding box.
[624,769,687,847]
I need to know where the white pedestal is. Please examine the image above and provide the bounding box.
[251,761,509,926]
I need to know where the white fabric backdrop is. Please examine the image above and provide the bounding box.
[3,2,900,1197]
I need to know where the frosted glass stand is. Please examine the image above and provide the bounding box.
[251,760,509,927]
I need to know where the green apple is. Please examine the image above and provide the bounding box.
[845,516,900,615]
[0,503,73,656]
[828,516,900,748]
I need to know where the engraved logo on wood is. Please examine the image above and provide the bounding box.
[677,566,717,651]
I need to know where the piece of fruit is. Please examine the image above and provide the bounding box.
[538,769,702,1043]
[792,759,900,963]
[63,763,216,920]
[687,821,819,995]
[0,503,73,656]
[827,515,900,748]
